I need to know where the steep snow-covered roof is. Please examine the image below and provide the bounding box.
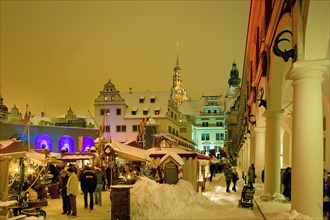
[120,91,171,118]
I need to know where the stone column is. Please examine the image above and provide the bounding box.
[287,61,326,219]
[254,127,265,183]
[244,142,250,174]
[263,110,283,195]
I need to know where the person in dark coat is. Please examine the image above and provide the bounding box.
[247,163,256,188]
[58,169,71,215]
[80,166,97,211]
[224,165,233,193]
[231,167,239,192]
[209,163,215,182]
[282,167,291,200]
[94,165,105,206]
[105,164,112,190]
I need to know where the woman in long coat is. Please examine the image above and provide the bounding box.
[247,163,256,188]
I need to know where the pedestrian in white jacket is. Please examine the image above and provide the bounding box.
[67,167,79,217]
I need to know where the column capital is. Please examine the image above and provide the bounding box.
[286,60,329,81]
[262,109,284,119]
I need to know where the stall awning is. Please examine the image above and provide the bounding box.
[111,141,150,162]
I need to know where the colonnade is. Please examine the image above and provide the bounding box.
[238,60,327,219]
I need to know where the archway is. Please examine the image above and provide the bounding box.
[35,134,53,152]
[58,135,74,153]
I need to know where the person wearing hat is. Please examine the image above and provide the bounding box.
[66,167,79,217]
[94,165,105,206]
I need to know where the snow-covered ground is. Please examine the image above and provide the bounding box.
[28,173,314,220]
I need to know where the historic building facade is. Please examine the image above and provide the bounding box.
[93,57,194,148]
[237,0,329,218]
[179,95,226,155]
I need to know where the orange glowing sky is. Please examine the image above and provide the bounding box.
[0,0,250,117]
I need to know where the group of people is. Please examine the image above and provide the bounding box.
[223,165,240,193]
[58,163,105,218]
[224,163,256,193]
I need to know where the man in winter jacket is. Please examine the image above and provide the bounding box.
[80,166,97,211]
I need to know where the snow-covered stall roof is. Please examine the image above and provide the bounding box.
[0,139,28,154]
[111,141,150,162]
[60,152,94,162]
[148,147,210,161]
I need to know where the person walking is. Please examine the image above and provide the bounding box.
[94,165,105,206]
[209,163,215,182]
[247,163,256,188]
[66,167,79,218]
[105,163,113,190]
[231,167,239,192]
[59,169,71,215]
[224,165,233,193]
[80,166,97,211]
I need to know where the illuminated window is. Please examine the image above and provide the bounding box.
[154,110,160,115]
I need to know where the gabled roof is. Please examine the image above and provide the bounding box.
[159,152,185,166]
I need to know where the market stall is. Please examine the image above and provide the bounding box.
[0,150,55,218]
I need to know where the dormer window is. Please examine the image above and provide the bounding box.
[131,108,137,115]
[150,97,156,103]
[143,108,149,115]
[154,108,160,115]
[139,97,145,103]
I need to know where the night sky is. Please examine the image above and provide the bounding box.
[0,0,250,117]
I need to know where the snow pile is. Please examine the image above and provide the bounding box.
[276,210,312,220]
[130,177,214,219]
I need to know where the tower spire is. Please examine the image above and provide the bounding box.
[170,43,188,107]
[176,42,179,66]
[174,42,181,72]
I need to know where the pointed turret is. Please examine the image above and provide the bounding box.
[228,61,241,87]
